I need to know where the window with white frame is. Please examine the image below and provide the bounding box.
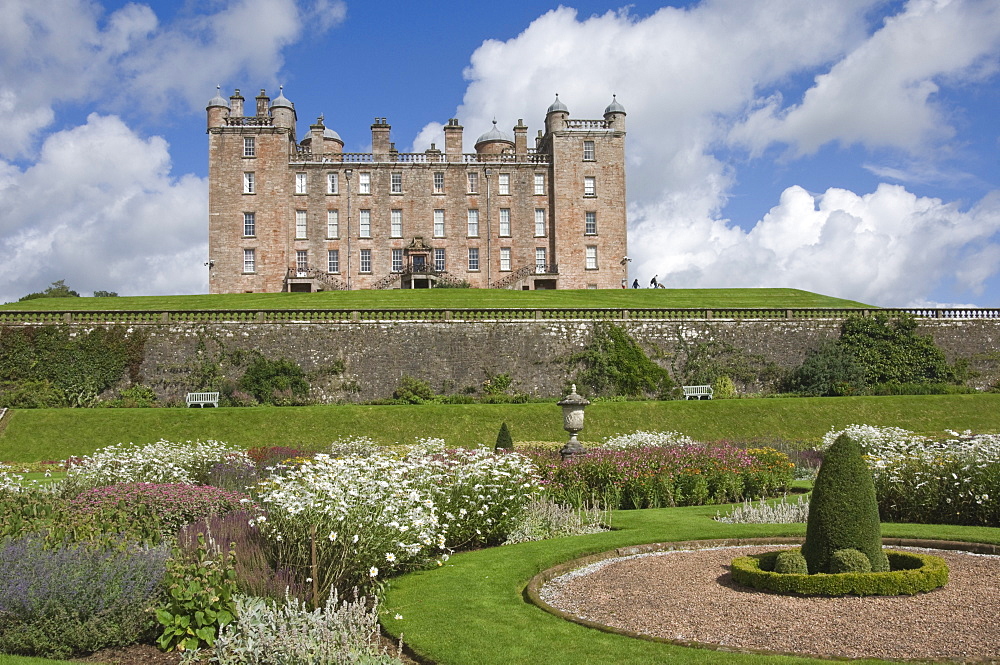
[327,173,339,194]
[296,250,308,273]
[535,247,547,272]
[498,173,510,195]
[433,172,444,194]
[359,209,371,238]
[433,209,445,237]
[359,172,371,194]
[585,245,598,269]
[434,248,445,271]
[584,176,596,197]
[468,247,480,271]
[500,247,511,272]
[533,173,545,195]
[583,140,595,161]
[585,211,597,235]
[467,171,478,194]
[327,249,339,273]
[243,212,255,237]
[295,210,307,238]
[391,248,403,272]
[243,172,255,194]
[467,209,479,237]
[391,172,402,194]
[534,209,546,237]
[243,248,256,273]
[391,209,402,237]
[243,136,255,157]
[327,210,339,238]
[360,248,372,272]
[295,172,307,194]
[499,208,510,237]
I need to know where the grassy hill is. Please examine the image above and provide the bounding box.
[2,394,997,462]
[1,288,871,311]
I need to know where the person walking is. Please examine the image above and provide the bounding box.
[632,279,639,289]
[649,275,658,288]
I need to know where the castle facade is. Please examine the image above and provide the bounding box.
[206,88,627,292]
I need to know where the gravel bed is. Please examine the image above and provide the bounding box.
[541,545,1000,663]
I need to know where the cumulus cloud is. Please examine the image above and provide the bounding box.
[447,0,1000,305]
[0,114,206,303]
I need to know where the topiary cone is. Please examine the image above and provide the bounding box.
[801,433,890,574]
[495,422,513,450]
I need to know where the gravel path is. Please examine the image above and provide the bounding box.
[540,546,1000,663]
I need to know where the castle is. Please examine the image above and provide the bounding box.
[206,87,627,292]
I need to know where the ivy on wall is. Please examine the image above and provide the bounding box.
[569,323,675,399]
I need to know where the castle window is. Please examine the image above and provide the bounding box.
[535,247,547,273]
[585,245,598,270]
[328,249,339,273]
[360,248,371,273]
[433,172,444,194]
[295,210,307,239]
[498,173,510,195]
[359,209,371,238]
[243,212,255,237]
[533,173,545,195]
[327,210,339,238]
[243,172,255,194]
[359,172,371,194]
[583,140,595,161]
[295,173,307,195]
[500,247,511,272]
[467,172,479,194]
[585,211,597,235]
[391,248,403,273]
[391,209,402,238]
[434,248,445,271]
[243,248,256,273]
[327,173,339,195]
[534,209,546,237]
[391,172,402,194]
[433,209,445,237]
[467,209,479,237]
[243,137,255,158]
[296,250,308,273]
[468,247,480,271]
[499,208,510,237]
[584,176,596,197]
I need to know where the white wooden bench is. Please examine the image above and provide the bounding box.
[185,392,220,408]
[682,385,714,400]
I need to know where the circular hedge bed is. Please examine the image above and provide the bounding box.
[731,548,949,596]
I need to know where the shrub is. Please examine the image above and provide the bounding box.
[712,375,737,399]
[98,384,158,408]
[213,591,404,665]
[205,457,263,492]
[731,549,948,596]
[802,434,889,574]
[570,323,674,399]
[495,422,513,450]
[0,379,67,408]
[392,375,435,403]
[502,498,608,545]
[0,535,169,657]
[238,356,309,405]
[716,495,809,524]
[773,550,808,575]
[829,548,872,573]
[783,339,866,396]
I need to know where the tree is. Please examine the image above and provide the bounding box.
[18,280,80,301]
[93,290,119,298]
[495,422,513,450]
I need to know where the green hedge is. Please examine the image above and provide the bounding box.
[730,549,948,596]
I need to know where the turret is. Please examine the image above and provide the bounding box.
[603,94,626,131]
[443,118,463,162]
[474,120,514,156]
[371,117,390,160]
[206,86,229,130]
[270,86,296,133]
[545,94,569,133]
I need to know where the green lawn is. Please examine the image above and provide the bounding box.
[2,394,999,462]
[382,506,1000,665]
[0,288,871,311]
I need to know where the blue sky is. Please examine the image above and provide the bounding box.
[1,0,999,306]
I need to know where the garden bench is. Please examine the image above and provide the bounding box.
[682,385,713,400]
[185,391,220,408]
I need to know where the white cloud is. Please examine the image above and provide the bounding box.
[0,114,206,303]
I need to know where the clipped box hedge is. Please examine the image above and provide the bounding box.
[731,549,948,596]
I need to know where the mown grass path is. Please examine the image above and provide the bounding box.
[382,506,1000,665]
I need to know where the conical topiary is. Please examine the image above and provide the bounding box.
[801,433,890,574]
[495,422,513,451]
